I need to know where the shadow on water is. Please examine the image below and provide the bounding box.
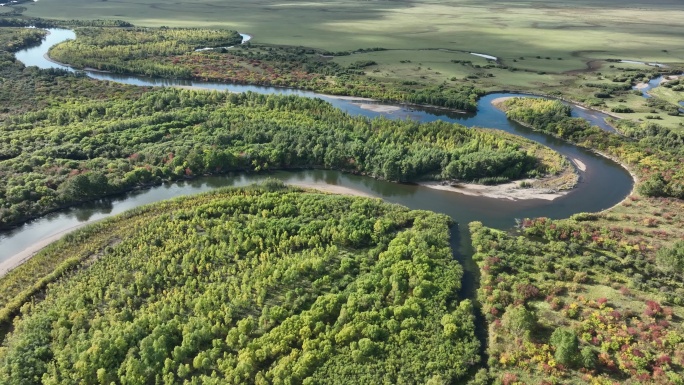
[450,224,488,363]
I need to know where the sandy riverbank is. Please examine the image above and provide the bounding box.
[318,94,376,101]
[288,182,374,198]
[419,180,568,201]
[661,75,681,84]
[0,222,88,278]
[42,52,69,67]
[353,103,401,113]
[489,96,639,209]
[572,158,587,172]
[173,85,213,92]
[491,96,515,107]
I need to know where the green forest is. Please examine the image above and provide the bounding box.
[0,87,565,229]
[49,27,242,78]
[0,183,479,385]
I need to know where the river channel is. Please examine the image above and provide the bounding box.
[4,29,634,308]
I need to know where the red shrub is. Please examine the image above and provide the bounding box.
[501,372,518,385]
[644,300,663,318]
[515,283,540,300]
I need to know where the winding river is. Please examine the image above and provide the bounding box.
[4,30,634,309]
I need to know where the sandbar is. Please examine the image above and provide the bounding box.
[353,103,401,113]
[419,180,568,201]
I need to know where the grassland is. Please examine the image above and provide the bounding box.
[21,0,684,70]
[650,85,684,107]
[17,0,684,131]
[23,0,684,65]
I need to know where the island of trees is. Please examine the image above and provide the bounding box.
[1,85,567,229]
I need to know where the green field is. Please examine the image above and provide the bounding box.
[20,0,684,131]
[22,0,684,73]
[649,78,684,107]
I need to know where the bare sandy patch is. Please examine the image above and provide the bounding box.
[491,96,514,108]
[572,158,587,172]
[287,182,374,198]
[419,180,568,201]
[0,222,89,278]
[43,52,69,67]
[318,94,377,102]
[173,85,216,92]
[634,82,650,90]
[353,103,401,113]
[661,75,681,84]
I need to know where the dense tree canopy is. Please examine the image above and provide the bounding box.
[655,240,684,277]
[0,184,479,384]
[50,27,242,78]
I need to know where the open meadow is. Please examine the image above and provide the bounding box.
[22,0,684,72]
[21,0,684,130]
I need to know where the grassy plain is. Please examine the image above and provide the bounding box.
[650,86,684,106]
[22,0,684,70]
[16,0,684,130]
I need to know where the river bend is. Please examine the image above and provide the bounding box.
[4,29,634,299]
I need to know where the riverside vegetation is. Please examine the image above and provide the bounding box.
[0,25,502,384]
[0,182,479,384]
[1,4,684,384]
[5,1,684,127]
[48,27,485,111]
[0,22,572,230]
[46,24,684,129]
[498,98,684,199]
[466,97,684,384]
